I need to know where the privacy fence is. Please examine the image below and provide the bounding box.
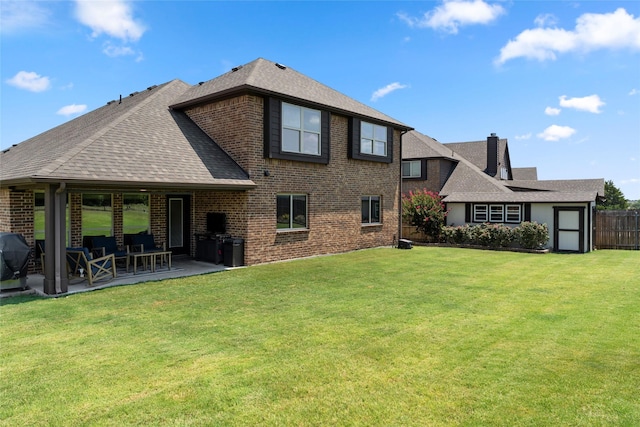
[595,210,640,250]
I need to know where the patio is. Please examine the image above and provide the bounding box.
[1,256,230,299]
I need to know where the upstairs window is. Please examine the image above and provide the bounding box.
[282,103,321,155]
[402,160,422,178]
[265,98,329,164]
[361,196,381,224]
[360,122,387,156]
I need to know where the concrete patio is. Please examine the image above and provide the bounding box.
[0,256,231,299]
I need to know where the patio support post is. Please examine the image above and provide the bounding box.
[42,183,69,294]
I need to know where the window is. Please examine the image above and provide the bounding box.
[82,193,113,237]
[361,196,381,224]
[402,160,421,178]
[506,205,521,223]
[473,205,488,222]
[277,194,308,230]
[33,191,70,244]
[490,205,504,222]
[282,102,321,155]
[360,121,387,156]
[123,193,150,234]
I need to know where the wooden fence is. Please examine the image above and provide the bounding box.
[595,210,640,250]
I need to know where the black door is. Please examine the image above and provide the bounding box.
[167,195,191,256]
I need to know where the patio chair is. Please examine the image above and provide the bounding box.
[131,234,165,253]
[91,236,128,267]
[66,247,116,287]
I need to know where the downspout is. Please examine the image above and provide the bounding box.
[398,129,409,246]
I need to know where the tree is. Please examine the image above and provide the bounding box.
[597,180,628,210]
[628,199,640,210]
[402,189,448,241]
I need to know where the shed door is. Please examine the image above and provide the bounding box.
[554,207,585,253]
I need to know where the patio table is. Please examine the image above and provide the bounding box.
[127,252,154,275]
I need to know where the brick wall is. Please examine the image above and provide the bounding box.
[186,94,400,265]
[0,189,36,271]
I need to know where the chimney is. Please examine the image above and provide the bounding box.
[486,133,499,177]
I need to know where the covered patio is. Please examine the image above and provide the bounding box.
[1,256,230,299]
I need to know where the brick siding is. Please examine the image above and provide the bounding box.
[186,94,400,265]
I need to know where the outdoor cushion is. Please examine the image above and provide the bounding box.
[92,236,127,257]
[131,234,164,253]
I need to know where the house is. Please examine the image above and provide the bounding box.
[0,58,412,294]
[402,131,604,253]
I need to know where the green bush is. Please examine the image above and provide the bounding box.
[442,222,546,249]
[516,221,549,249]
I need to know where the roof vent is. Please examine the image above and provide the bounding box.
[147,85,157,91]
[198,82,204,85]
[275,63,287,70]
[130,91,139,97]
[231,65,243,72]
[490,132,496,137]
[107,100,116,105]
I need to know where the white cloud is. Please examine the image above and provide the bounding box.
[397,0,505,34]
[559,94,605,113]
[515,133,532,140]
[630,88,639,96]
[534,13,558,28]
[545,106,561,116]
[6,71,51,92]
[74,0,146,42]
[371,82,409,101]
[0,0,50,34]
[57,104,88,116]
[103,42,136,57]
[496,8,640,65]
[537,125,576,141]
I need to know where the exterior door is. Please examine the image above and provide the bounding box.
[554,207,585,253]
[167,195,191,255]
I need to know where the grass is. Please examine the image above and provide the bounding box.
[1,247,638,426]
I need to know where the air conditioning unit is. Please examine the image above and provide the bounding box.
[397,239,413,249]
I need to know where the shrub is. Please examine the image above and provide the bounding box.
[469,223,513,247]
[442,225,471,244]
[516,221,549,249]
[402,189,448,241]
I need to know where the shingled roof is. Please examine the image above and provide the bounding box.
[402,130,604,203]
[171,58,412,130]
[444,139,508,174]
[0,79,255,189]
[403,131,510,195]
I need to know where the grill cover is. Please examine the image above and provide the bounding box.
[0,232,30,281]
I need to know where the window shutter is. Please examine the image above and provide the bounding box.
[524,203,531,222]
[386,126,394,163]
[465,203,471,223]
[264,97,281,158]
[348,117,360,159]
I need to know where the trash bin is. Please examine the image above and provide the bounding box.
[223,238,244,267]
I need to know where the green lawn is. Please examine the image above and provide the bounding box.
[1,247,638,426]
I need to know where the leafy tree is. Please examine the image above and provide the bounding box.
[597,180,628,210]
[402,189,448,241]
[628,199,640,210]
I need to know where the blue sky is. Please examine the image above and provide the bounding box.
[2,0,639,199]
